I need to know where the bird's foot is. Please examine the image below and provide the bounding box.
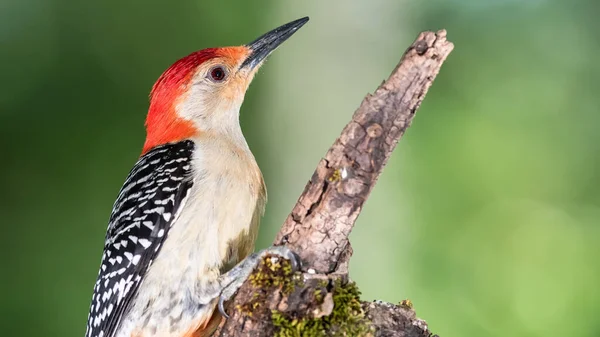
[217,245,300,318]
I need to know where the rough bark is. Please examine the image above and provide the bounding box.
[216,30,453,337]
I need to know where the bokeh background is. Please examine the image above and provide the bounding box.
[2,0,599,336]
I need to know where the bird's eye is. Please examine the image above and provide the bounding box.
[209,66,227,82]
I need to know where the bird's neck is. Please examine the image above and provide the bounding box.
[191,128,265,205]
[193,127,256,166]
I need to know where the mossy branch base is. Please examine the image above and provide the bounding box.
[214,256,438,337]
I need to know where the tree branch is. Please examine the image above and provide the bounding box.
[217,30,453,337]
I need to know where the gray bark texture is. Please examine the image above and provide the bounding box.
[216,30,454,337]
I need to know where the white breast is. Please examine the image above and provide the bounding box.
[165,136,263,274]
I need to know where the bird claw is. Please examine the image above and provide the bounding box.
[282,249,301,272]
[217,245,300,319]
[261,245,301,274]
[218,295,230,319]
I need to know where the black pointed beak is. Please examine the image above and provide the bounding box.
[240,17,309,70]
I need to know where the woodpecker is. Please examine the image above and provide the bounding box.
[85,17,308,337]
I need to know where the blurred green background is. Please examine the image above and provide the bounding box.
[2,0,599,336]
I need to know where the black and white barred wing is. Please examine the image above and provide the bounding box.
[85,140,195,337]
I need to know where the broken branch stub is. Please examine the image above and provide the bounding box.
[275,30,454,274]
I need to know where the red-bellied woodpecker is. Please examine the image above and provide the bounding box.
[85,17,308,337]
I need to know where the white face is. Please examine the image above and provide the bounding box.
[176,55,260,138]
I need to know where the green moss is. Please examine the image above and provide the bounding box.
[250,255,297,290]
[271,280,372,337]
[238,255,300,316]
[249,254,301,296]
[399,299,413,309]
[313,288,324,303]
[240,256,371,336]
[328,169,342,183]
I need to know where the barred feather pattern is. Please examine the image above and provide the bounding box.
[85,140,195,337]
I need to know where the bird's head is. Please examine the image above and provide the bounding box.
[142,17,308,154]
